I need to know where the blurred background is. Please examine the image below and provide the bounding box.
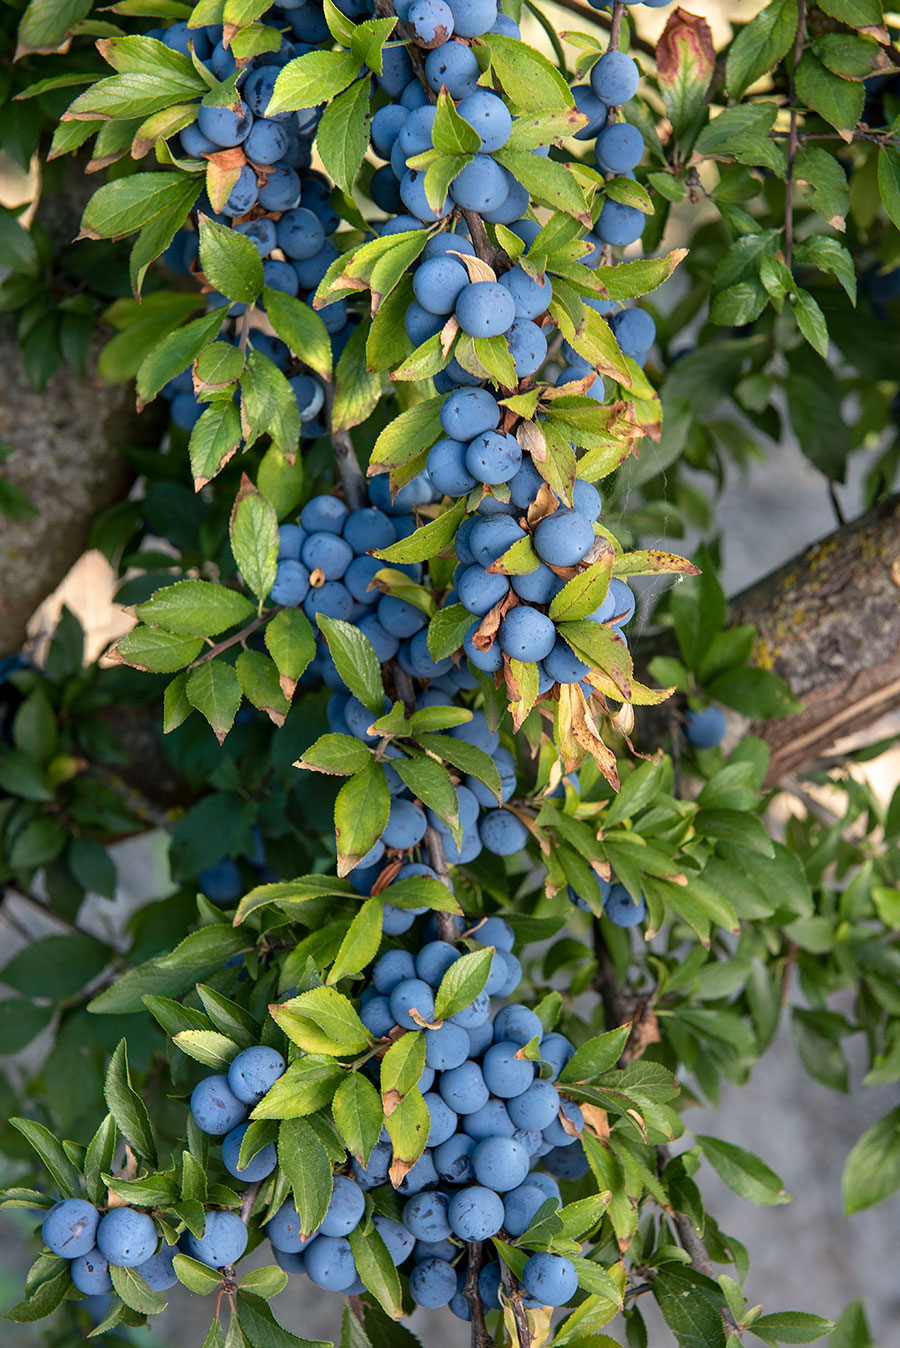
[1,0,899,1344]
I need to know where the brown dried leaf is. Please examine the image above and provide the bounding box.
[449,251,496,284]
[440,314,460,358]
[526,482,560,529]
[517,418,547,463]
[580,1103,610,1140]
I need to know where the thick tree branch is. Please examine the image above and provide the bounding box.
[729,493,900,783]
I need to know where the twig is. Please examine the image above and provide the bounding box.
[464,1241,492,1348]
[547,0,655,58]
[239,1179,263,1224]
[784,0,806,270]
[608,0,625,49]
[462,208,510,272]
[591,916,628,1029]
[188,611,276,670]
[828,480,846,528]
[4,886,98,940]
[500,1261,533,1348]
[324,380,368,510]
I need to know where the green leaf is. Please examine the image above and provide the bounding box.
[559,1027,630,1083]
[694,104,785,176]
[877,145,900,232]
[278,1118,334,1236]
[328,898,383,985]
[231,482,279,605]
[110,1263,168,1315]
[481,33,574,112]
[334,758,390,877]
[136,579,255,637]
[793,146,850,230]
[195,341,244,390]
[273,986,372,1055]
[795,53,864,134]
[842,1105,900,1214]
[794,235,856,303]
[374,498,466,565]
[316,78,370,195]
[114,624,204,673]
[316,615,385,715]
[333,1073,383,1167]
[369,397,443,474]
[240,349,302,458]
[136,306,228,406]
[414,732,501,799]
[164,672,195,732]
[17,0,93,54]
[495,148,590,225]
[79,173,201,242]
[300,733,373,777]
[653,1267,726,1348]
[349,1224,403,1320]
[0,207,39,276]
[0,933,110,999]
[185,660,243,744]
[189,402,243,489]
[750,1313,836,1345]
[817,0,883,27]
[791,288,830,358]
[267,49,362,117]
[196,985,258,1045]
[696,1135,790,1205]
[432,87,481,154]
[250,1057,344,1120]
[383,1088,429,1183]
[235,649,290,724]
[549,551,613,622]
[706,667,800,719]
[240,1265,289,1299]
[557,619,633,698]
[0,477,39,520]
[381,1033,426,1103]
[173,1028,241,1070]
[265,607,317,698]
[9,1119,82,1197]
[173,1252,222,1295]
[506,106,589,151]
[332,321,381,432]
[263,289,332,380]
[105,1040,158,1165]
[388,755,460,833]
[428,603,474,662]
[434,947,494,1021]
[725,0,797,99]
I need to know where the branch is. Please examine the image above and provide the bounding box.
[464,1241,492,1348]
[188,610,276,670]
[728,493,900,783]
[591,915,628,1030]
[324,379,367,511]
[784,0,806,270]
[544,0,656,57]
[500,1260,533,1348]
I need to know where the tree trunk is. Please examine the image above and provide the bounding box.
[0,158,165,657]
[731,493,900,784]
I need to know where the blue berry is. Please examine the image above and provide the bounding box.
[589,51,640,106]
[96,1209,158,1268]
[456,279,516,337]
[42,1200,99,1259]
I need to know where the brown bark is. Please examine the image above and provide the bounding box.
[0,331,163,655]
[731,494,900,783]
[0,158,165,657]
